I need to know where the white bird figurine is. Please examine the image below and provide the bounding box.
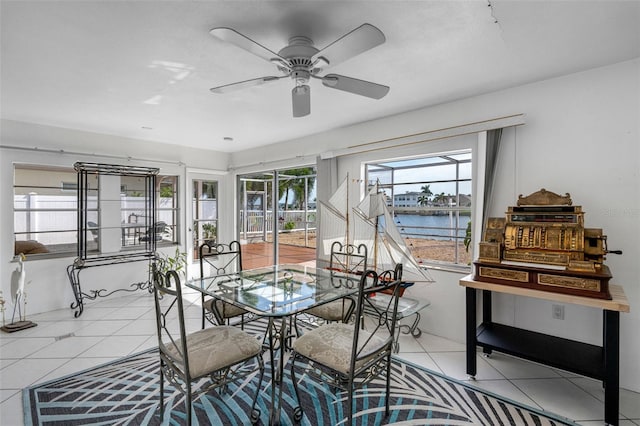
[10,253,27,323]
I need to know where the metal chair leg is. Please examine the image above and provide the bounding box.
[289,353,303,423]
[347,378,354,425]
[159,363,165,421]
[385,352,392,416]
[186,387,192,425]
[250,355,265,424]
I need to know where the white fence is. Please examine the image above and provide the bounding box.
[240,209,317,237]
[14,194,175,246]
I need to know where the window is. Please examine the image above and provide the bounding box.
[14,165,94,257]
[13,164,179,258]
[366,150,472,267]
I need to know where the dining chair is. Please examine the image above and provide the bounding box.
[289,266,403,425]
[199,241,250,329]
[302,241,368,324]
[363,262,411,352]
[151,265,265,425]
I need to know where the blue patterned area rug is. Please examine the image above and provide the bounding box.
[24,348,577,426]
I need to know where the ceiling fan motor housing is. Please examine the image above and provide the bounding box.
[278,36,322,84]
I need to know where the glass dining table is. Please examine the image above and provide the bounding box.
[185,263,362,425]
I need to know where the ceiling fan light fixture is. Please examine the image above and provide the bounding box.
[292,69,310,85]
[293,85,309,95]
[292,85,311,118]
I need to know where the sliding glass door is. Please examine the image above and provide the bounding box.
[237,167,316,268]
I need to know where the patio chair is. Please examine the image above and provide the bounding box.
[290,267,402,425]
[199,241,251,329]
[87,221,99,242]
[139,221,167,242]
[151,265,264,425]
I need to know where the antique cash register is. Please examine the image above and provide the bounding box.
[474,189,621,299]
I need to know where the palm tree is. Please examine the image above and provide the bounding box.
[278,168,315,210]
[278,179,292,210]
[418,184,432,206]
[433,192,449,206]
[291,174,315,209]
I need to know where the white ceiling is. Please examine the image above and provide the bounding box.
[1,1,639,153]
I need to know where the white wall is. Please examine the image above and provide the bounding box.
[0,121,228,315]
[230,59,640,391]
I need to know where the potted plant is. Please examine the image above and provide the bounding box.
[202,223,217,244]
[154,247,187,278]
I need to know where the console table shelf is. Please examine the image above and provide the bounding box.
[476,322,604,379]
[460,275,629,426]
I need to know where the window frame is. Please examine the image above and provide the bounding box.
[365,150,472,268]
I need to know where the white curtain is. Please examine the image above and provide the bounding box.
[315,157,339,264]
[483,128,503,230]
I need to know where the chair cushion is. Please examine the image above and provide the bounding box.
[165,325,262,378]
[203,298,248,319]
[292,323,387,375]
[305,298,353,322]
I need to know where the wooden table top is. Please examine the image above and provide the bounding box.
[460,275,630,313]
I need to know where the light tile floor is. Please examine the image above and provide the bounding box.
[1,289,639,426]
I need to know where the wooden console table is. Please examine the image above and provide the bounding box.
[460,275,630,426]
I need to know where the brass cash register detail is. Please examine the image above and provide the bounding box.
[479,266,529,282]
[517,188,572,206]
[537,274,601,292]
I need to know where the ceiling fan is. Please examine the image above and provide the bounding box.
[209,23,389,117]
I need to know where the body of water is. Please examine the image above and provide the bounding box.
[390,213,471,241]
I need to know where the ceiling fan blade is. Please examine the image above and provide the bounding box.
[322,74,389,99]
[312,23,385,68]
[210,27,285,63]
[210,76,283,94]
[292,85,310,117]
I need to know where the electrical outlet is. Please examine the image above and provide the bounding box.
[552,304,565,320]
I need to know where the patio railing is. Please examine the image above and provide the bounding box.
[240,209,316,239]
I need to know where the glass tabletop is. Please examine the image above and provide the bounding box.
[185,264,362,317]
